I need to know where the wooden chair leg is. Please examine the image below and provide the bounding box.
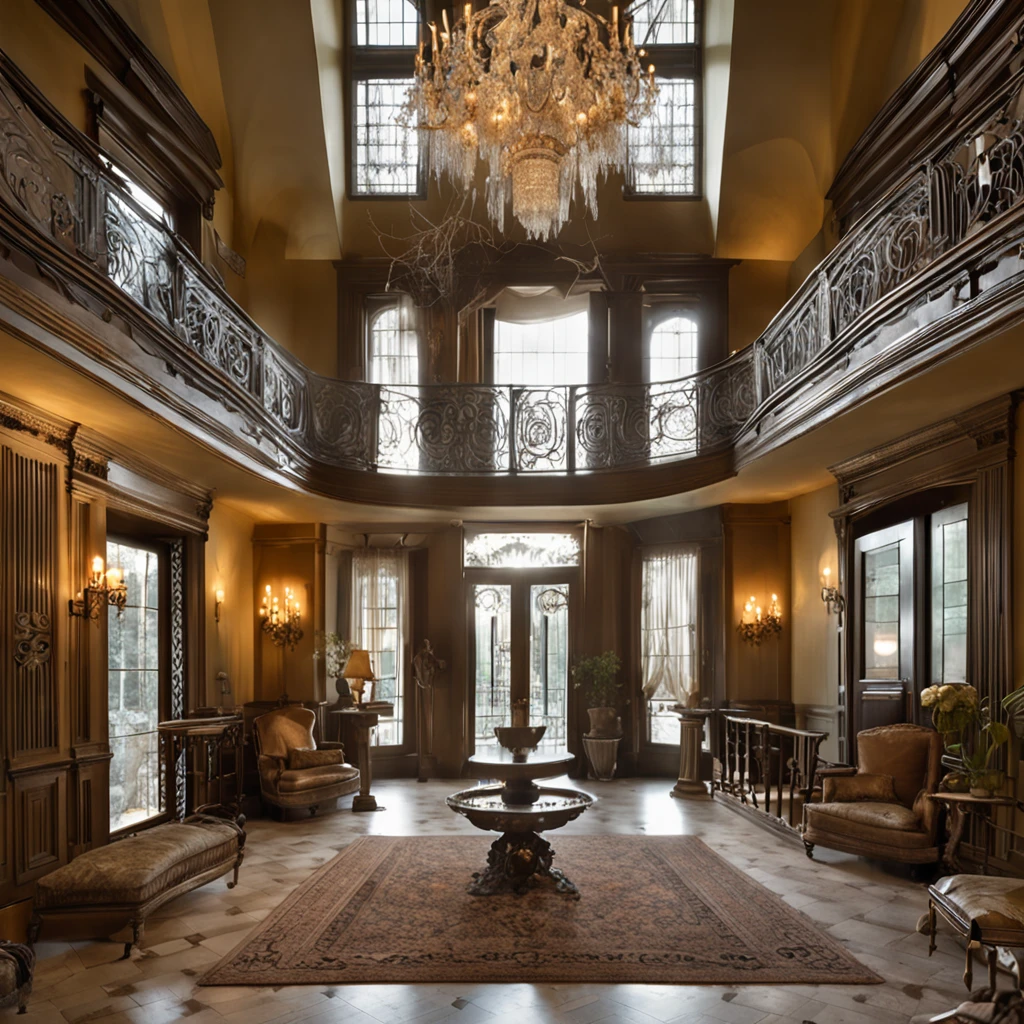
[121,919,143,960]
[965,938,981,990]
[927,901,937,955]
[803,841,814,860]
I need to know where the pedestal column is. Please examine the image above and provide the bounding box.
[671,708,712,800]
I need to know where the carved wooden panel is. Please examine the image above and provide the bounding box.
[2,445,59,757]
[13,770,67,885]
[70,498,90,745]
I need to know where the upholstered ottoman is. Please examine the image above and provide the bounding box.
[927,874,1024,990]
[30,809,245,958]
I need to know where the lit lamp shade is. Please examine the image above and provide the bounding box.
[342,649,376,705]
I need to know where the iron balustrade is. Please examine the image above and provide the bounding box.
[2,55,1024,478]
[716,714,828,832]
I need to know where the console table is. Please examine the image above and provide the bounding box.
[331,704,393,812]
[929,792,1016,874]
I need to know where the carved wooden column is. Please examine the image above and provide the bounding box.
[606,290,644,383]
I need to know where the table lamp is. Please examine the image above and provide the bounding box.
[342,649,376,705]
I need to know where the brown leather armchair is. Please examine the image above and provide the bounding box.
[253,707,359,817]
[803,722,942,865]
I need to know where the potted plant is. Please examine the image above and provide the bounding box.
[962,705,1010,797]
[572,651,623,781]
[1002,684,1024,740]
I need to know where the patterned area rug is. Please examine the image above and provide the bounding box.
[201,835,881,985]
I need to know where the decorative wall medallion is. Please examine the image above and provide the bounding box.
[14,611,51,669]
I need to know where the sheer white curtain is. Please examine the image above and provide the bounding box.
[350,548,408,745]
[641,545,698,707]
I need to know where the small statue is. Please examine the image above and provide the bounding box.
[413,639,446,691]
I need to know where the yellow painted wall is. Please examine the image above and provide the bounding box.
[205,501,255,706]
[789,483,841,760]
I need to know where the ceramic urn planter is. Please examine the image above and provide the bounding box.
[583,707,622,781]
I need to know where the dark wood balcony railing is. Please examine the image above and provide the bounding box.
[715,714,828,835]
[1,15,1023,494]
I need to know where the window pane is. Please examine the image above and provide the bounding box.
[355,0,419,46]
[628,78,695,195]
[369,303,419,385]
[108,541,163,832]
[641,547,698,744]
[108,161,171,225]
[494,310,590,386]
[464,532,580,568]
[931,505,968,684]
[863,543,900,680]
[354,79,419,195]
[474,584,512,749]
[630,0,696,45]
[530,585,570,747]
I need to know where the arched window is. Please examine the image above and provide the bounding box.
[646,315,698,382]
[368,303,419,386]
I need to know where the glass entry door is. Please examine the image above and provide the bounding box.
[471,578,571,751]
[853,520,915,735]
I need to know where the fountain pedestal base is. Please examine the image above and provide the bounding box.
[467,831,579,898]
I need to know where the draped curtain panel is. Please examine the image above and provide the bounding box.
[349,549,409,731]
[641,545,698,706]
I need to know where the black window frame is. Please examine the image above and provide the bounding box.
[624,0,704,201]
[346,0,427,201]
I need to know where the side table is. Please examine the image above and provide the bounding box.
[331,704,393,812]
[929,792,1016,874]
[670,706,713,800]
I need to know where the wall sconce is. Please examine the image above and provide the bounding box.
[214,588,225,623]
[259,584,303,649]
[820,567,846,625]
[69,555,128,619]
[737,593,782,646]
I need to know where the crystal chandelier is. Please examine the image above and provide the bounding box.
[409,0,657,241]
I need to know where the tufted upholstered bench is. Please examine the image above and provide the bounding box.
[29,807,245,959]
[927,874,1024,990]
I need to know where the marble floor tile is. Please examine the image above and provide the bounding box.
[5,779,988,1024]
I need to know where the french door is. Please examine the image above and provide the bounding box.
[853,520,915,736]
[469,573,572,751]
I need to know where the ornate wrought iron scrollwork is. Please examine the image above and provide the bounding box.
[103,190,175,325]
[14,611,51,669]
[308,376,377,469]
[513,387,567,472]
[829,175,931,337]
[182,268,259,394]
[762,288,823,396]
[377,386,510,473]
[262,347,303,434]
[698,353,758,449]
[574,384,651,469]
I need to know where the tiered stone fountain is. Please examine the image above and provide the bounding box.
[446,726,594,897]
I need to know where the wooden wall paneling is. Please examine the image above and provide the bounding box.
[425,528,465,777]
[4,444,61,759]
[184,535,207,712]
[12,767,67,885]
[722,503,792,709]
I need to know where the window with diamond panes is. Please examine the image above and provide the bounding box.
[626,0,701,196]
[349,1,423,197]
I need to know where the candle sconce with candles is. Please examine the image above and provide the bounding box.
[69,555,128,619]
[737,593,782,646]
[820,567,846,625]
[258,584,303,649]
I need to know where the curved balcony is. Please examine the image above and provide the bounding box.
[2,39,1024,508]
